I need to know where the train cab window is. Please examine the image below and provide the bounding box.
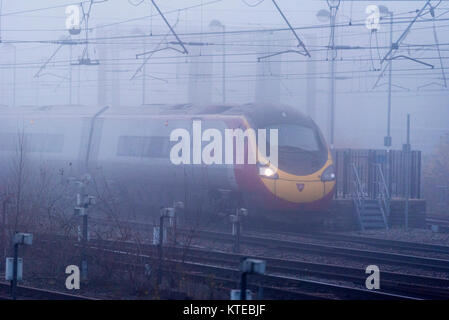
[117,136,169,158]
[263,123,326,175]
[265,124,321,152]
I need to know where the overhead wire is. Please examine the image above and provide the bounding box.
[1,1,449,103]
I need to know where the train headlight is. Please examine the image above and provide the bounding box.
[258,165,278,179]
[321,165,336,181]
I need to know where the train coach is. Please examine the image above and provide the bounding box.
[0,103,335,223]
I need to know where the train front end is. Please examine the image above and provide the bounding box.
[234,104,336,219]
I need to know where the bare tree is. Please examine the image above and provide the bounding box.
[423,133,449,215]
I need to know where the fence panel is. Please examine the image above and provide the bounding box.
[332,149,421,199]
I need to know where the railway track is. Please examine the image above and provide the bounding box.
[193,229,449,273]
[27,215,449,300]
[427,215,449,232]
[89,217,449,272]
[35,234,447,300]
[115,259,329,300]
[246,229,449,255]
[90,216,449,256]
[86,242,418,300]
[90,238,449,300]
[0,282,93,300]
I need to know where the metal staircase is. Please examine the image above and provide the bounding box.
[352,163,389,231]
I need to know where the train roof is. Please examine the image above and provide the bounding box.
[0,103,315,127]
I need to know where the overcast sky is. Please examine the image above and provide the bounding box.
[0,0,448,152]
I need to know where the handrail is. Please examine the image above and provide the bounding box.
[351,163,366,201]
[85,105,109,169]
[375,163,390,200]
[351,163,366,231]
[374,163,390,229]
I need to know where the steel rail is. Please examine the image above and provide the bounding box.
[91,239,449,300]
[0,281,94,300]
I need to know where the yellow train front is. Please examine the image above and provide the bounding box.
[229,104,336,220]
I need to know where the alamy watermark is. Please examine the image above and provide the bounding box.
[365,265,380,290]
[169,120,279,170]
[365,5,380,30]
[65,5,81,30]
[65,264,80,290]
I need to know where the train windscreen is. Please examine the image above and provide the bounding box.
[264,123,327,175]
[265,123,321,152]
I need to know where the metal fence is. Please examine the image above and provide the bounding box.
[333,149,421,199]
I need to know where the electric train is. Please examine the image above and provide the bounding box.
[0,103,335,222]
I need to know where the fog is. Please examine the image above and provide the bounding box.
[0,0,448,153]
[1,2,449,302]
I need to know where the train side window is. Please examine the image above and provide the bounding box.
[117,136,169,158]
[143,137,167,158]
[27,133,64,153]
[0,133,64,153]
[0,133,17,151]
[117,136,146,157]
